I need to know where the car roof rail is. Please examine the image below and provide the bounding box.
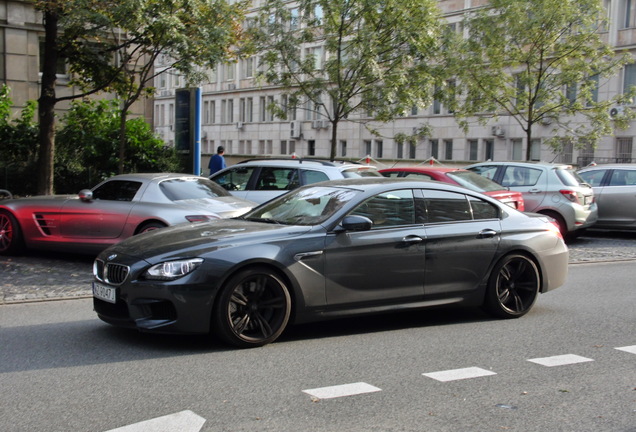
[236,157,364,166]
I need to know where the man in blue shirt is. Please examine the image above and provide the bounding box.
[208,146,226,175]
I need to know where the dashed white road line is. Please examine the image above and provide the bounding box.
[302,382,381,400]
[422,367,497,382]
[104,410,205,432]
[615,345,636,354]
[527,354,594,367]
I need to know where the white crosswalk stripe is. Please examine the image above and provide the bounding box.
[527,354,594,367]
[302,382,381,400]
[615,345,636,354]
[422,367,497,382]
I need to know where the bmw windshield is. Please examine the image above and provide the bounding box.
[242,186,359,225]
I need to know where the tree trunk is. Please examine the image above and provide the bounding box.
[329,120,337,161]
[117,103,130,174]
[36,8,59,195]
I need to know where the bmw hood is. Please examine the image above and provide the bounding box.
[101,218,313,263]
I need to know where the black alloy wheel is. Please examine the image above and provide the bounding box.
[213,267,291,348]
[0,210,23,255]
[484,254,540,318]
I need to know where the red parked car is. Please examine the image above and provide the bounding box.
[380,166,525,211]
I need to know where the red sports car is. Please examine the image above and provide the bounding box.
[380,166,525,211]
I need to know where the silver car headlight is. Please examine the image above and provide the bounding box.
[144,258,204,281]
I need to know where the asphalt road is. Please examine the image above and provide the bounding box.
[0,233,635,432]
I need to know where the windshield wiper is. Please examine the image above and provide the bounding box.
[244,217,282,224]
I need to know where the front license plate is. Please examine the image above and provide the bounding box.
[93,282,116,304]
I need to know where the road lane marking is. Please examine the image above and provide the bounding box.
[615,345,636,354]
[302,382,381,400]
[422,367,497,382]
[527,354,594,367]
[104,410,205,432]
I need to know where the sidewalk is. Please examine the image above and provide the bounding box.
[2,232,636,304]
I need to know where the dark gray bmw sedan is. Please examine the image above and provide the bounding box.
[92,178,568,348]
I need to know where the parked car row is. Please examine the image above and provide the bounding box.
[0,173,255,255]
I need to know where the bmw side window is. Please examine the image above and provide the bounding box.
[93,181,141,201]
[350,189,415,227]
[422,190,472,223]
[468,196,499,220]
[212,167,253,191]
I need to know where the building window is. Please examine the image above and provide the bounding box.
[242,57,254,79]
[340,140,347,157]
[409,141,416,159]
[260,96,267,122]
[444,139,453,160]
[281,140,287,155]
[484,139,494,160]
[397,141,404,159]
[623,64,636,95]
[375,140,383,158]
[616,137,633,162]
[430,139,439,159]
[530,138,541,161]
[621,0,636,28]
[224,62,235,81]
[364,140,372,157]
[308,140,316,156]
[267,96,275,121]
[468,139,478,160]
[588,74,599,105]
[512,139,523,160]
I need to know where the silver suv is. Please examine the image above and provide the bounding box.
[210,158,381,204]
[466,161,598,237]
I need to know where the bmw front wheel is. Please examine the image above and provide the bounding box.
[213,267,291,348]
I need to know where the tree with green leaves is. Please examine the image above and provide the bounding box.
[446,0,633,161]
[55,99,180,193]
[255,0,443,161]
[34,0,246,194]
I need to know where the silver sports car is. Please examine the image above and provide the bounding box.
[92,177,569,348]
[0,173,255,255]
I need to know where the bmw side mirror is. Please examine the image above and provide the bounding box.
[337,215,373,232]
[79,189,93,202]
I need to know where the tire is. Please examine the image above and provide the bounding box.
[484,254,540,319]
[213,266,291,348]
[0,210,24,255]
[540,211,567,239]
[136,221,167,234]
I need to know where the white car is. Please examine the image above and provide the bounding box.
[210,158,381,204]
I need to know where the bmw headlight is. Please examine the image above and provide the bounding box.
[144,258,204,281]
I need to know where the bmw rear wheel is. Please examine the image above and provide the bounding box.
[213,267,291,348]
[484,254,540,318]
[0,210,24,255]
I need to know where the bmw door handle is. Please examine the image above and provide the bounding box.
[477,229,498,239]
[402,235,424,244]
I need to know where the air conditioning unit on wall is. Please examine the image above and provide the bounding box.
[609,106,625,118]
[491,126,505,137]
